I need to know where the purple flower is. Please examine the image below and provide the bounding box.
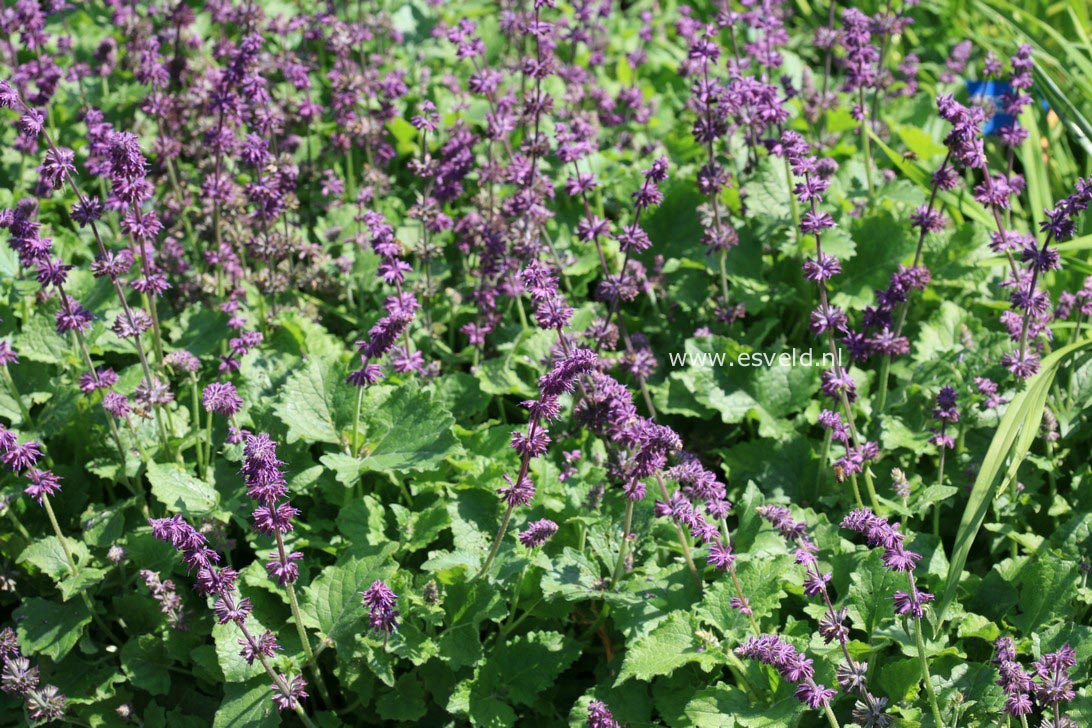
[361,580,399,637]
[736,635,836,709]
[271,673,308,712]
[518,519,558,548]
[498,473,535,506]
[586,700,620,728]
[202,381,243,417]
[23,468,61,505]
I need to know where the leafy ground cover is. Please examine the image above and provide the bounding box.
[1,0,1091,726]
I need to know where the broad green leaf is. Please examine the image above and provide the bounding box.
[357,384,463,473]
[616,611,715,684]
[683,684,802,727]
[14,597,91,660]
[273,357,344,445]
[436,582,508,671]
[849,552,902,637]
[376,673,428,722]
[300,546,397,650]
[121,635,172,696]
[213,678,281,728]
[17,536,89,582]
[1011,558,1079,633]
[476,631,581,707]
[147,461,218,516]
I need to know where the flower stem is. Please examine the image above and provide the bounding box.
[913,616,944,728]
[654,474,701,589]
[610,500,635,589]
[42,496,78,577]
[859,87,875,197]
[205,409,216,478]
[475,502,515,580]
[822,702,841,728]
[350,386,364,457]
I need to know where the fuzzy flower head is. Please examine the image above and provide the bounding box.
[361,580,400,637]
[518,519,558,548]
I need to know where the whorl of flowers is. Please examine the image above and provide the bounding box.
[361,580,400,638]
[1,626,66,722]
[518,519,559,548]
[841,508,933,618]
[147,514,305,711]
[242,433,303,587]
[586,699,621,728]
[736,634,836,709]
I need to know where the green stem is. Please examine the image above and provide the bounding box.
[42,497,78,577]
[6,509,31,540]
[475,503,515,580]
[505,565,528,628]
[610,500,635,589]
[859,87,875,197]
[822,702,841,728]
[350,386,364,456]
[205,408,216,478]
[191,376,204,477]
[913,616,944,728]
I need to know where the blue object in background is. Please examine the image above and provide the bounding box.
[964,78,1049,135]
[965,79,1014,135]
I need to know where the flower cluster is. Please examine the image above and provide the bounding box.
[928,385,959,451]
[518,519,559,548]
[140,569,186,631]
[361,580,400,639]
[586,699,621,728]
[841,509,933,618]
[148,514,305,711]
[1,627,66,722]
[735,634,836,709]
[242,433,303,587]
[993,637,1077,724]
[756,504,888,717]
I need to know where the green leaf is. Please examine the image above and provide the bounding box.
[14,597,91,660]
[849,552,901,637]
[357,384,463,473]
[390,501,450,553]
[878,657,923,703]
[14,314,70,364]
[617,611,713,684]
[335,495,388,547]
[273,357,344,445]
[683,684,802,727]
[540,547,604,603]
[121,635,172,696]
[147,461,218,516]
[937,337,1092,624]
[1011,558,1079,633]
[437,582,508,671]
[213,678,281,728]
[58,566,107,601]
[300,546,397,650]
[17,536,88,582]
[477,631,581,707]
[319,452,366,488]
[376,673,428,722]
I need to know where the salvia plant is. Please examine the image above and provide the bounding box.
[0,0,1090,726]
